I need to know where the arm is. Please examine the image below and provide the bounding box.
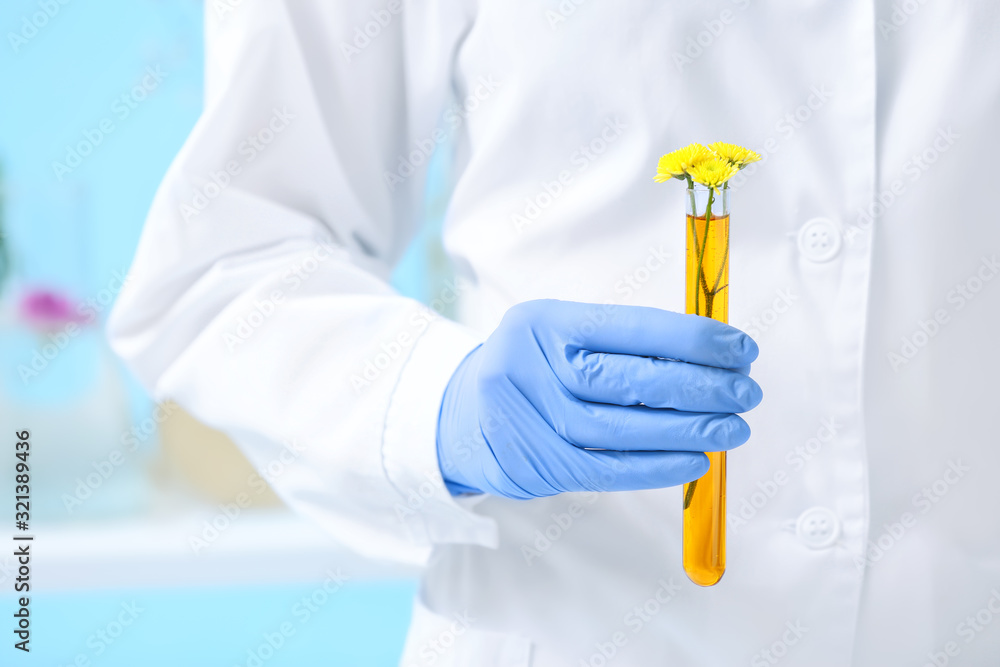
[108,0,496,564]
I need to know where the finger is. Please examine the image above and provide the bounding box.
[478,399,720,497]
[508,367,755,449]
[550,301,758,369]
[554,404,751,452]
[556,449,711,493]
[556,349,763,411]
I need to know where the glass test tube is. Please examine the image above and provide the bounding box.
[682,184,729,587]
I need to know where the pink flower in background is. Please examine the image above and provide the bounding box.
[18,288,90,330]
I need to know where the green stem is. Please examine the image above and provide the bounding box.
[686,176,698,227]
[696,188,714,318]
[684,479,697,509]
[710,224,729,297]
[685,186,731,513]
[689,211,704,314]
[686,178,714,305]
[686,179,703,315]
[684,187,719,512]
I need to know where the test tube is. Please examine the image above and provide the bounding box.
[682,184,729,587]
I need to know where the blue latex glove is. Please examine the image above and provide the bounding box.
[436,300,762,499]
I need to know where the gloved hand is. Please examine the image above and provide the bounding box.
[436,300,762,499]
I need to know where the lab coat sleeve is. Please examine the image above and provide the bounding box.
[106,0,499,564]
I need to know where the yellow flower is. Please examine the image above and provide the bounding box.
[655,143,712,182]
[708,142,761,168]
[687,157,741,190]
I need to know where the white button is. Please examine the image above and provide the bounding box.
[797,218,842,262]
[795,507,840,549]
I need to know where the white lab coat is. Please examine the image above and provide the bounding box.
[107,1,1000,664]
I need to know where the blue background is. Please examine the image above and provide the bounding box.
[0,1,441,664]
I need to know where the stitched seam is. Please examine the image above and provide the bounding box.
[379,318,437,542]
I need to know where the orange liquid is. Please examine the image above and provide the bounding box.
[683,211,729,587]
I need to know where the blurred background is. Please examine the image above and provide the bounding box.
[0,1,457,664]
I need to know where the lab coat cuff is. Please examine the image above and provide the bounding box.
[382,315,500,550]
